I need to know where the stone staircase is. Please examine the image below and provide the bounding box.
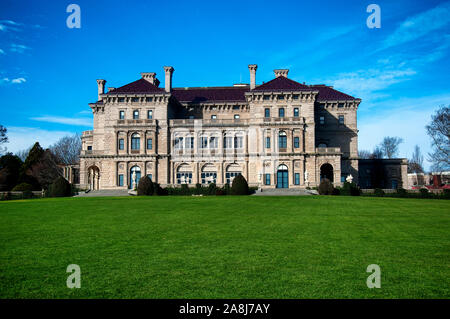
[252,188,317,196]
[75,189,131,197]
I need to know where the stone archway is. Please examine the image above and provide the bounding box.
[320,163,334,182]
[88,165,100,190]
[276,164,289,188]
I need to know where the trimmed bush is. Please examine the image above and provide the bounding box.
[137,176,154,196]
[318,178,333,195]
[48,176,72,197]
[223,183,231,195]
[443,189,450,199]
[340,182,361,196]
[419,188,430,198]
[207,183,217,195]
[231,174,249,195]
[374,188,385,197]
[12,182,33,192]
[180,184,190,195]
[194,183,202,195]
[396,188,407,198]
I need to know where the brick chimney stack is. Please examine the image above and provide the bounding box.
[96,79,106,101]
[274,69,289,78]
[164,66,174,93]
[248,64,257,90]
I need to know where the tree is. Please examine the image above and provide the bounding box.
[0,125,7,155]
[0,153,23,191]
[137,176,154,196]
[371,146,384,159]
[378,136,403,159]
[408,145,424,173]
[49,134,82,165]
[48,176,72,197]
[231,174,249,195]
[426,105,449,172]
[15,146,32,162]
[358,149,372,159]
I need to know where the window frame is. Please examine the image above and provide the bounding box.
[133,110,139,120]
[278,108,285,118]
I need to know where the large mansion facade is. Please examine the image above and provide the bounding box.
[79,65,407,190]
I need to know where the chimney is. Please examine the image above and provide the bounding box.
[141,72,159,86]
[274,69,289,78]
[164,66,174,93]
[248,64,257,90]
[96,79,106,100]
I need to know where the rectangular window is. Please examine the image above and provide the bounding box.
[263,95,270,100]
[133,110,139,119]
[232,105,240,110]
[211,115,217,120]
[185,137,194,149]
[118,138,124,150]
[147,110,153,119]
[293,108,299,117]
[146,97,153,102]
[278,95,284,100]
[264,108,270,118]
[338,103,344,108]
[87,146,92,150]
[234,136,243,148]
[189,115,194,119]
[118,174,124,186]
[339,115,345,124]
[174,137,183,149]
[131,97,139,103]
[279,108,285,118]
[294,137,300,148]
[294,173,300,185]
[201,172,217,184]
[292,94,299,100]
[147,138,153,150]
[224,136,233,149]
[177,172,192,184]
[118,97,125,103]
[210,137,218,149]
[234,114,240,119]
[266,137,271,149]
[119,110,125,119]
[319,116,325,125]
[279,135,287,149]
[264,174,271,185]
[147,174,153,181]
[201,137,208,148]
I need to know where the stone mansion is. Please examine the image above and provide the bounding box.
[79,65,407,190]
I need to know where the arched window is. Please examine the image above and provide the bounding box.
[279,131,287,149]
[130,165,141,189]
[201,164,217,184]
[226,164,242,184]
[177,164,192,184]
[131,133,140,150]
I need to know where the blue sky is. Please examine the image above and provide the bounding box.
[1,0,449,169]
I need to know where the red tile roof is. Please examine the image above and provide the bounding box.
[252,76,310,91]
[172,86,248,103]
[107,78,165,94]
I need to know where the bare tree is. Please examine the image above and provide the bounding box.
[49,134,82,165]
[408,145,424,173]
[0,125,7,155]
[15,146,32,162]
[378,136,403,159]
[426,105,449,172]
[358,149,372,159]
[371,146,384,159]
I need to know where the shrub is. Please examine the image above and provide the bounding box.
[153,183,167,196]
[443,189,450,199]
[231,174,249,195]
[419,188,430,198]
[396,188,407,198]
[12,182,33,192]
[137,176,154,196]
[1,192,12,201]
[180,184,190,195]
[215,189,225,196]
[194,183,202,195]
[374,188,385,197]
[318,178,333,195]
[48,176,72,197]
[207,183,217,195]
[223,183,231,195]
[340,182,361,196]
[332,187,340,195]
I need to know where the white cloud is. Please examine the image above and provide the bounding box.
[31,116,92,127]
[10,43,30,53]
[11,77,26,84]
[0,20,21,32]
[0,49,5,55]
[383,2,450,49]
[5,127,77,154]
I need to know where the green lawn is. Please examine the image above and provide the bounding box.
[0,196,449,298]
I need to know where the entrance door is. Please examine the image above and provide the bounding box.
[276,164,289,188]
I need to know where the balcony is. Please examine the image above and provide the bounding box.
[116,119,155,126]
[170,118,249,127]
[263,117,304,124]
[82,130,93,137]
[316,147,341,154]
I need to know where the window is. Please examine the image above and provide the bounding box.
[232,105,240,110]
[189,115,194,119]
[319,116,325,125]
[177,172,192,184]
[264,108,270,118]
[278,131,287,149]
[201,137,208,148]
[224,136,233,149]
[294,137,300,148]
[264,174,271,185]
[341,175,346,183]
[146,97,153,102]
[338,115,345,124]
[234,114,240,119]
[87,146,92,150]
[391,180,398,189]
[318,143,327,148]
[118,174,124,186]
[133,110,139,120]
[201,172,217,184]
[234,136,243,148]
[211,115,217,120]
[295,173,300,185]
[131,133,140,150]
[266,137,271,149]
[131,97,139,103]
[147,110,153,119]
[263,95,270,100]
[185,137,194,149]
[226,172,240,184]
[293,108,299,117]
[174,137,183,149]
[293,94,299,100]
[118,97,125,103]
[338,103,344,108]
[147,138,153,150]
[278,95,284,100]
[118,138,124,150]
[209,137,218,149]
[147,174,152,181]
[279,108,285,118]
[119,110,125,119]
